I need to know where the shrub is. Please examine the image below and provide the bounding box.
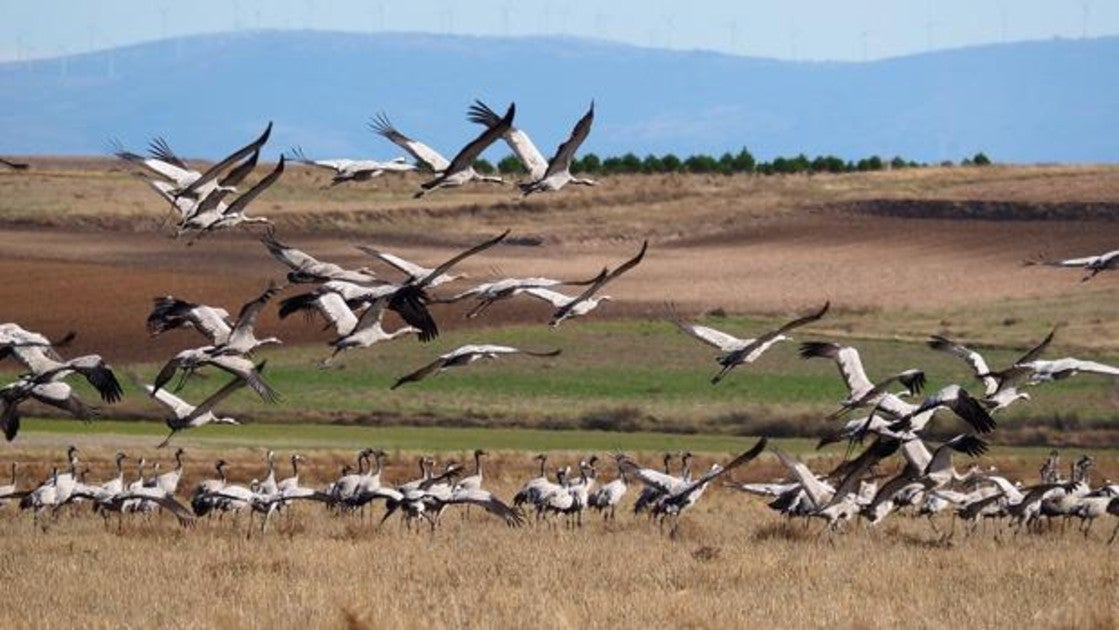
[660,153,682,172]
[497,155,524,174]
[574,153,601,174]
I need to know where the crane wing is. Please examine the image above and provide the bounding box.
[467,100,548,179]
[390,356,448,389]
[554,240,646,322]
[799,342,874,398]
[438,103,515,178]
[773,449,833,509]
[355,246,429,281]
[542,102,594,178]
[417,229,510,289]
[928,335,996,395]
[177,122,273,199]
[1014,327,1057,365]
[368,113,450,172]
[221,155,285,217]
[183,365,257,422]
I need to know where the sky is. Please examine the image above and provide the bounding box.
[1,0,1117,63]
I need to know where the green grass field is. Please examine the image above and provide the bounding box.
[18,417,789,453]
[20,417,1114,461]
[11,317,1119,447]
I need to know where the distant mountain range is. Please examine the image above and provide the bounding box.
[2,31,1117,163]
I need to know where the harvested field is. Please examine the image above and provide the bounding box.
[0,445,1117,629]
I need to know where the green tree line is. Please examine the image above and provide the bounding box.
[473,150,991,176]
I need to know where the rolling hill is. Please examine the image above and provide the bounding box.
[1,30,1117,163]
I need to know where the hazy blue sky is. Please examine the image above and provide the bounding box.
[2,0,1117,62]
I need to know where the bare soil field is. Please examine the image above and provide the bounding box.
[1,163,1118,363]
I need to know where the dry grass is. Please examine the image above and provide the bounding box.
[3,162,1118,240]
[1,445,1117,629]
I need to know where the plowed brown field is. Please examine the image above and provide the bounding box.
[1,162,1116,361]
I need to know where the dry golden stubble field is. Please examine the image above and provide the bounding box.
[1,448,1117,629]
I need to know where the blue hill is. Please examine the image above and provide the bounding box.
[1,31,1116,163]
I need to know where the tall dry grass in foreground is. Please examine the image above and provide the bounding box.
[0,448,1117,628]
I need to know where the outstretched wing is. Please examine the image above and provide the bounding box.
[368,113,450,172]
[668,304,746,352]
[228,280,284,343]
[65,355,124,403]
[416,230,510,290]
[390,356,449,390]
[824,437,899,508]
[684,437,769,492]
[148,137,189,170]
[177,122,273,198]
[1014,327,1057,365]
[351,296,390,334]
[183,366,256,422]
[387,285,438,342]
[543,102,594,177]
[468,100,548,179]
[444,488,524,526]
[355,246,430,282]
[208,355,279,404]
[928,335,997,395]
[799,342,873,398]
[152,356,184,394]
[116,493,196,527]
[261,228,319,271]
[773,448,832,508]
[221,155,285,217]
[770,301,830,338]
[554,240,647,322]
[441,103,515,177]
[287,146,337,171]
[217,148,262,188]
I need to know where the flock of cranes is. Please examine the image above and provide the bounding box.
[101,98,598,244]
[5,438,1119,542]
[0,99,1117,544]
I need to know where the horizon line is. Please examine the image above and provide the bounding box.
[1,27,1113,67]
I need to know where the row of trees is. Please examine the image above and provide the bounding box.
[473,150,992,176]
